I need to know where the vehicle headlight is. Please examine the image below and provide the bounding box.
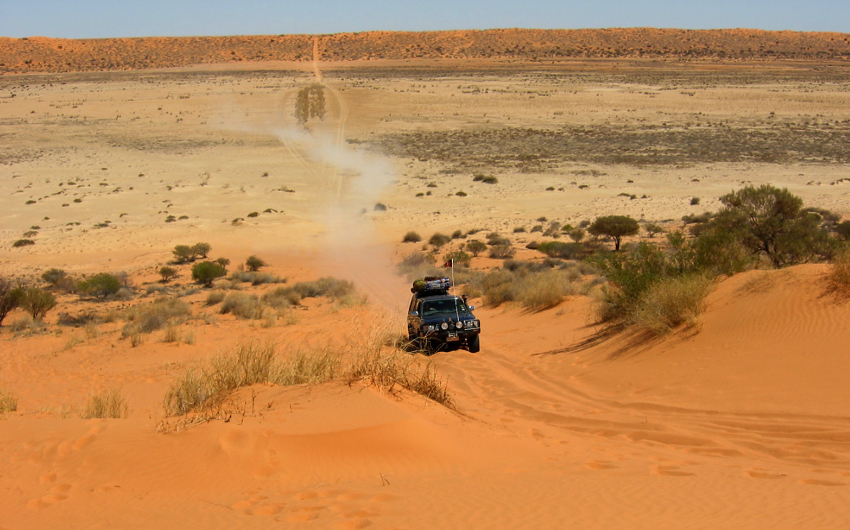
[440,322,449,330]
[465,320,479,328]
[455,321,463,329]
[425,325,435,332]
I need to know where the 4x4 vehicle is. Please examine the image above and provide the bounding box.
[407,277,481,353]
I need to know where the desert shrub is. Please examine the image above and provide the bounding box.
[643,223,664,238]
[488,245,516,259]
[220,292,264,319]
[397,252,439,280]
[13,239,35,248]
[172,245,193,263]
[690,197,701,205]
[274,350,341,386]
[245,255,266,272]
[835,221,850,241]
[451,229,465,240]
[191,242,211,259]
[205,291,226,306]
[567,228,586,243]
[707,185,840,267]
[17,288,56,321]
[192,261,226,287]
[0,389,18,415]
[826,251,850,295]
[428,233,451,248]
[682,211,713,225]
[215,257,230,270]
[262,286,303,308]
[159,266,178,282]
[122,297,190,337]
[531,225,543,233]
[0,279,23,327]
[345,352,454,409]
[536,241,581,260]
[543,221,562,238]
[590,242,669,322]
[472,173,498,184]
[79,273,122,299]
[402,231,422,243]
[513,226,526,233]
[464,267,585,310]
[41,268,67,286]
[465,240,487,257]
[630,275,714,335]
[443,250,472,268]
[82,389,128,419]
[588,215,640,251]
[525,241,540,250]
[163,342,281,415]
[247,211,259,218]
[373,203,387,211]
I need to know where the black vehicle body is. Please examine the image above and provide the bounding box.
[407,290,481,353]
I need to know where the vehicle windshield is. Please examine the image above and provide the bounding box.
[421,298,469,316]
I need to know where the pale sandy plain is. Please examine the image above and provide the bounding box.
[2,52,850,529]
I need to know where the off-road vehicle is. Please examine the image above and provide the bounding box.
[407,277,481,353]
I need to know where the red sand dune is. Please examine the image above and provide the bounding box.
[2,263,849,528]
[2,28,850,74]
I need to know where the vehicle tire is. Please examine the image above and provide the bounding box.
[467,334,480,353]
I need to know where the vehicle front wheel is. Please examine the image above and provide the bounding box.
[467,334,480,353]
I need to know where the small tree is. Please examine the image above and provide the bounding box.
[192,262,226,287]
[18,287,57,321]
[0,279,23,326]
[465,240,487,257]
[568,228,586,243]
[588,215,640,251]
[245,255,266,272]
[158,266,178,283]
[41,268,67,286]
[428,233,451,248]
[215,257,231,271]
[79,273,122,299]
[172,245,193,264]
[191,242,211,260]
[443,250,472,268]
[644,223,664,238]
[402,231,422,243]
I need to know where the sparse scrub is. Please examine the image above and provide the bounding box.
[17,288,56,321]
[82,389,128,419]
[245,255,266,272]
[79,273,122,299]
[588,215,640,251]
[159,266,177,282]
[192,261,226,287]
[826,250,850,296]
[122,297,191,337]
[488,245,516,259]
[428,233,451,248]
[13,239,35,248]
[630,274,714,335]
[0,279,22,327]
[465,240,487,257]
[443,250,472,268]
[220,292,264,319]
[472,173,498,184]
[205,291,226,306]
[402,231,422,243]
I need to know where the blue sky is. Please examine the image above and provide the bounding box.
[2,0,848,39]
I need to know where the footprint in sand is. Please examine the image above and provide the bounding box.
[26,484,72,509]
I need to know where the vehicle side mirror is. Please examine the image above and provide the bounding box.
[410,311,419,317]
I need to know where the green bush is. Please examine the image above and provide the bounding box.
[13,239,35,248]
[536,241,580,259]
[488,245,516,259]
[41,268,68,286]
[122,297,190,337]
[428,233,451,248]
[191,242,211,259]
[402,231,422,243]
[158,266,178,282]
[245,255,266,272]
[192,261,227,287]
[630,275,714,335]
[443,250,472,268]
[0,279,23,326]
[17,288,57,321]
[172,245,193,263]
[465,240,487,257]
[79,273,122,299]
[588,215,640,251]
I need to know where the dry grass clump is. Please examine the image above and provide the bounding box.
[465,265,591,310]
[263,277,364,308]
[82,389,128,419]
[230,271,285,285]
[220,292,264,319]
[344,352,454,410]
[629,274,715,335]
[163,334,455,417]
[205,290,226,306]
[122,297,191,337]
[0,389,18,415]
[826,251,850,296]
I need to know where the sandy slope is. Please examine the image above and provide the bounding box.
[2,57,850,528]
[2,264,849,529]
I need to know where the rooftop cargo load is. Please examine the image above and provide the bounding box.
[411,276,451,294]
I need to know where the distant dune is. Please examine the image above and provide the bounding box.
[1,28,850,74]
